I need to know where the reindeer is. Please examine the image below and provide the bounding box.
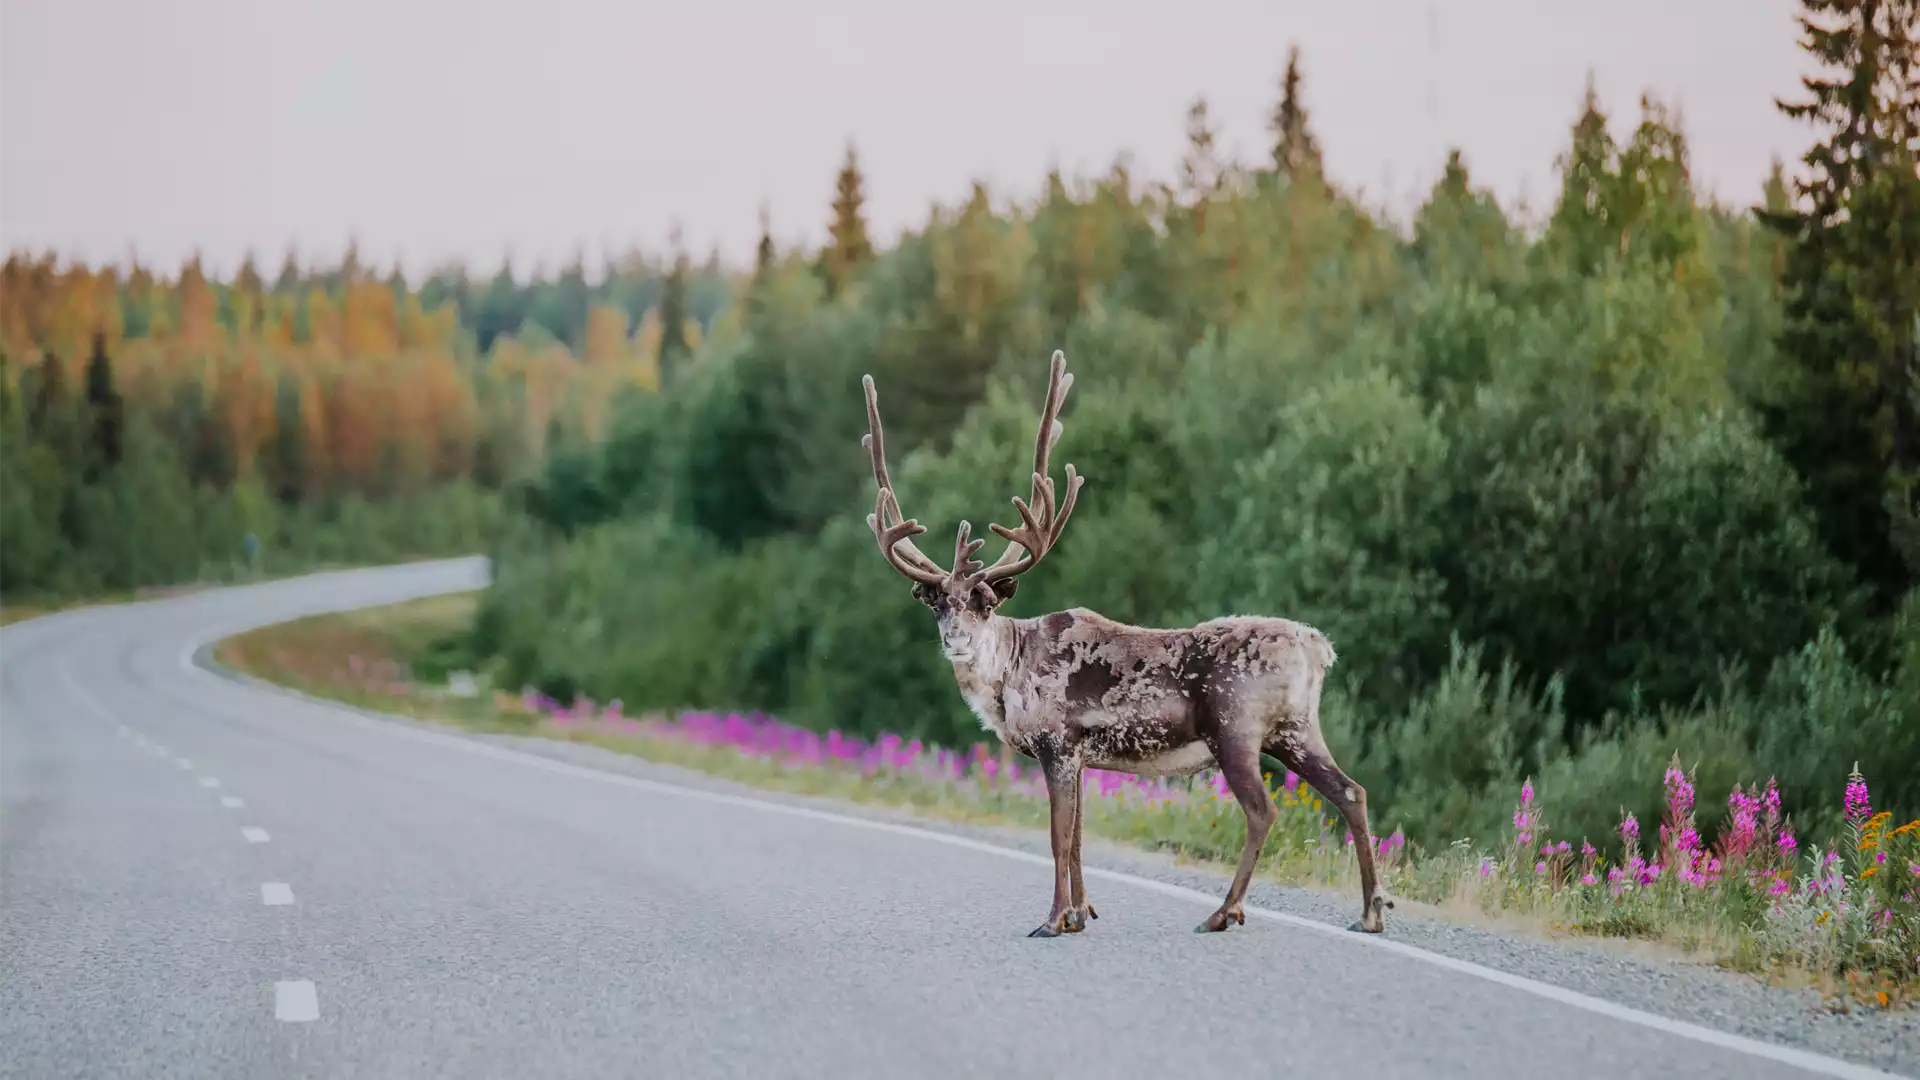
[860,349,1390,939]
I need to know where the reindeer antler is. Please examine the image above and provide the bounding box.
[970,350,1085,588]
[863,352,1085,594]
[862,374,951,586]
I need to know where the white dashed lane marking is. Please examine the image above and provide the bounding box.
[220,796,244,809]
[198,776,220,788]
[260,882,295,906]
[241,827,270,844]
[274,980,318,1022]
[175,757,193,770]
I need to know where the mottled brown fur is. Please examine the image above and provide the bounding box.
[862,351,1390,938]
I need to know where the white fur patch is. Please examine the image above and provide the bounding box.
[1098,741,1215,778]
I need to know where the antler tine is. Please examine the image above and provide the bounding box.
[953,521,986,576]
[1048,464,1084,546]
[869,490,948,587]
[972,351,1087,587]
[863,374,951,582]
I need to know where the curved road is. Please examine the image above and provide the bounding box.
[0,559,1908,1079]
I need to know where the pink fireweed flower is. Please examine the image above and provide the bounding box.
[1581,872,1599,886]
[1843,763,1871,826]
[1762,778,1782,828]
[1665,763,1694,817]
[1535,861,1547,874]
[1620,813,1640,848]
[1581,841,1597,858]
[1726,784,1761,858]
[1512,776,1541,848]
[1778,829,1798,855]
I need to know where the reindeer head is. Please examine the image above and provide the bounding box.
[861,350,1086,663]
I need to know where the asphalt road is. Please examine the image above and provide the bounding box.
[1,558,1910,1079]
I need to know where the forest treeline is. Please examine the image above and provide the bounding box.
[472,10,1920,851]
[0,233,733,594]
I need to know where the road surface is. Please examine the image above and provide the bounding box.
[1,559,1909,1079]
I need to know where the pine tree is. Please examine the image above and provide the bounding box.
[1270,45,1323,183]
[749,203,778,322]
[1758,0,1920,603]
[823,141,874,295]
[236,252,265,297]
[268,375,307,505]
[273,246,302,294]
[0,352,18,438]
[1180,95,1222,206]
[83,331,123,481]
[657,223,692,385]
[755,202,776,281]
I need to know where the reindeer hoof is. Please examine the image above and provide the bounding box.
[1085,903,1098,920]
[1195,908,1245,933]
[1029,920,1064,939]
[1063,909,1089,933]
[1350,896,1389,933]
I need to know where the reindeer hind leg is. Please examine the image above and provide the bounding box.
[1195,732,1276,933]
[1274,729,1390,933]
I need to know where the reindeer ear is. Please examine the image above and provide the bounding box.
[988,576,1020,603]
[911,581,941,606]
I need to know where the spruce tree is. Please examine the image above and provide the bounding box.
[1758,0,1920,603]
[749,203,777,322]
[269,375,307,505]
[823,141,874,295]
[657,223,692,385]
[1270,45,1323,182]
[755,202,776,280]
[83,332,123,481]
[273,246,302,294]
[1180,95,1222,205]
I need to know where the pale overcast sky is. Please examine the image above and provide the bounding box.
[0,0,1812,279]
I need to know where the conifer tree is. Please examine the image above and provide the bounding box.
[1758,0,1920,602]
[273,246,302,294]
[83,331,123,481]
[1180,96,1222,206]
[1270,45,1323,182]
[823,141,874,295]
[657,223,692,384]
[755,202,776,280]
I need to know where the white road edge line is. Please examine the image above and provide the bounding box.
[274,980,318,1022]
[241,826,270,844]
[178,632,1907,1080]
[260,882,295,906]
[221,796,245,809]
